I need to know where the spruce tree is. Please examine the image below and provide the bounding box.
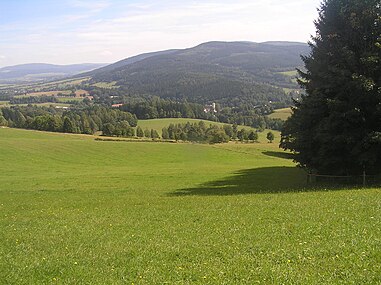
[162,127,170,139]
[62,117,75,133]
[267,132,274,143]
[136,126,144,137]
[281,0,381,175]
[248,131,259,142]
[151,129,160,139]
[144,128,151,138]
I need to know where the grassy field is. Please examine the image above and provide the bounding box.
[92,81,119,89]
[31,78,90,89]
[282,87,300,94]
[56,97,84,103]
[137,118,258,136]
[268,108,293,121]
[15,89,88,98]
[278,70,298,77]
[0,128,380,284]
[14,91,72,98]
[6,103,72,108]
[74,89,90,97]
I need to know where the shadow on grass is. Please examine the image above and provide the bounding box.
[170,167,353,196]
[262,151,295,160]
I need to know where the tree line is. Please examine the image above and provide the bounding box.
[9,96,59,104]
[160,121,260,144]
[106,96,284,131]
[119,97,215,120]
[0,105,137,135]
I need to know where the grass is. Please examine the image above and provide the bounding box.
[36,77,90,88]
[92,81,119,89]
[278,70,298,77]
[268,107,293,121]
[16,89,88,98]
[6,77,91,91]
[56,97,84,103]
[0,128,380,284]
[282,87,300,95]
[8,103,72,108]
[74,89,89,96]
[137,118,257,136]
[14,90,72,98]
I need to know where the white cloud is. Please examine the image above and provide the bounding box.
[69,0,110,13]
[0,0,321,66]
[100,50,113,57]
[63,14,92,22]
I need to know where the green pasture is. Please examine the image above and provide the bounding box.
[0,128,380,284]
[268,108,293,121]
[7,103,71,108]
[92,81,119,89]
[137,118,257,136]
[278,70,298,77]
[56,97,84,103]
[282,87,300,94]
[14,91,72,98]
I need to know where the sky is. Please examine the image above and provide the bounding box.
[0,0,322,67]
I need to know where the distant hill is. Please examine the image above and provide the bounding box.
[88,41,310,107]
[0,63,107,83]
[84,50,180,76]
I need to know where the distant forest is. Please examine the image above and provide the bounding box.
[0,105,137,135]
[0,42,306,134]
[89,90,284,130]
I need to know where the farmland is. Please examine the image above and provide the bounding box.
[136,118,260,137]
[0,127,380,284]
[268,108,293,121]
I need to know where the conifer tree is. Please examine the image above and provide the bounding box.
[281,0,381,175]
[267,132,274,143]
[136,126,144,137]
[162,127,170,139]
[62,117,75,133]
[144,128,151,138]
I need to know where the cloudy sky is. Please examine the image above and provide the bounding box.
[0,0,322,67]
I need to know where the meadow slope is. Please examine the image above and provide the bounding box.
[0,128,380,284]
[136,118,259,137]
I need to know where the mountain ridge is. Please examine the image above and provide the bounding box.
[0,63,107,83]
[86,41,309,107]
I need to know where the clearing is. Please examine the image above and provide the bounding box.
[268,107,293,121]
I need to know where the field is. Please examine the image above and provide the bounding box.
[17,103,72,108]
[15,89,89,98]
[56,97,84,103]
[268,108,293,121]
[15,91,72,98]
[137,118,258,136]
[92,81,119,89]
[0,128,380,284]
[278,70,298,77]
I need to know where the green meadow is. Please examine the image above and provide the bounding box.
[0,128,380,284]
[278,70,298,77]
[136,118,257,137]
[268,108,293,121]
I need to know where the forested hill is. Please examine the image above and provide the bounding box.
[0,63,106,83]
[88,41,310,106]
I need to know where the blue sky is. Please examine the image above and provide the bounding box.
[0,0,322,67]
